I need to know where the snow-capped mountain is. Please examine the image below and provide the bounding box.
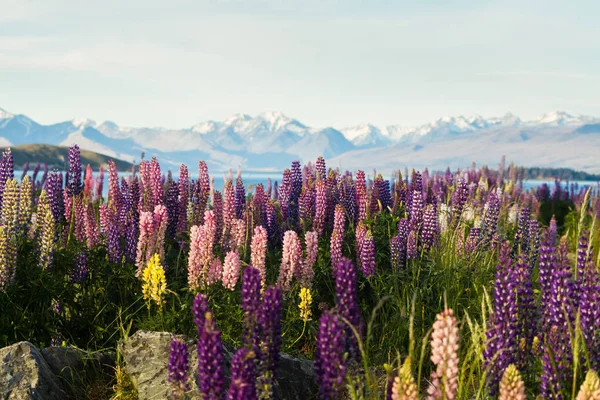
[0,107,598,173]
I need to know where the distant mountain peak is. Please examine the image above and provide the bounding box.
[71,118,96,128]
[533,110,592,125]
[0,108,14,120]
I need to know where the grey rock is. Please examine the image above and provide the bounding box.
[121,330,318,400]
[0,341,66,400]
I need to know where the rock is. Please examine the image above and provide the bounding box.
[121,330,318,400]
[0,341,66,400]
[41,346,116,397]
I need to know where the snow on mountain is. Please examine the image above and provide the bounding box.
[0,107,598,173]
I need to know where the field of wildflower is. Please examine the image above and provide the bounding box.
[1,143,600,399]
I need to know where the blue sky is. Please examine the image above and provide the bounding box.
[0,0,598,129]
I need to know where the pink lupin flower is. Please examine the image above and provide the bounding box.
[499,365,526,400]
[426,309,460,400]
[64,188,73,223]
[201,210,216,258]
[299,230,318,287]
[108,160,121,211]
[277,230,303,292]
[73,195,86,243]
[355,220,367,269]
[250,225,268,283]
[136,211,155,276]
[223,179,235,232]
[330,204,346,269]
[150,157,163,208]
[313,179,326,237]
[355,170,367,221]
[222,251,241,290]
[95,165,104,201]
[84,202,98,249]
[187,225,203,290]
[83,164,94,199]
[206,256,222,286]
[152,204,168,267]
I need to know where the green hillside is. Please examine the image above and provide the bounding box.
[0,144,134,171]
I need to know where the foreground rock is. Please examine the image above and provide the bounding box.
[0,341,115,400]
[120,330,318,400]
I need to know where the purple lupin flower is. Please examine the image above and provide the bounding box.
[31,162,41,185]
[529,219,540,265]
[226,348,257,400]
[45,171,65,225]
[213,190,224,245]
[71,251,88,284]
[548,216,558,247]
[278,169,292,221]
[465,227,481,253]
[360,230,375,277]
[335,257,362,361]
[512,207,530,256]
[177,164,189,234]
[253,183,267,228]
[265,200,279,247]
[451,178,468,228]
[314,311,347,400]
[484,243,519,396]
[165,181,179,237]
[482,191,500,244]
[0,148,14,205]
[66,144,83,197]
[289,160,302,224]
[235,175,246,220]
[421,205,438,251]
[299,184,315,227]
[340,176,357,224]
[374,174,391,211]
[257,285,283,398]
[196,298,225,400]
[242,266,262,349]
[168,338,190,397]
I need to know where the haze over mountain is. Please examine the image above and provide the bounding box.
[0,107,599,174]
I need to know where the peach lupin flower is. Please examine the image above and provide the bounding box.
[499,364,526,400]
[426,309,459,400]
[577,370,600,400]
[277,230,303,292]
[298,230,318,287]
[391,357,418,400]
[222,251,241,290]
[250,225,268,283]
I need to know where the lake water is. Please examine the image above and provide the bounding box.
[15,170,599,199]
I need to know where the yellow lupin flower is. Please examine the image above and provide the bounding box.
[299,287,312,323]
[142,253,167,310]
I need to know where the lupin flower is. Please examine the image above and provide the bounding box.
[226,348,256,400]
[71,251,88,284]
[355,170,367,222]
[266,200,279,246]
[355,220,367,269]
[194,293,225,400]
[277,230,303,292]
[196,161,210,224]
[482,192,500,244]
[278,169,292,220]
[0,226,11,290]
[299,230,318,287]
[235,175,246,220]
[299,287,313,322]
[330,230,343,276]
[577,370,600,400]
[177,164,189,234]
[222,251,241,290]
[512,207,531,256]
[257,285,283,398]
[499,364,526,400]
[141,253,167,310]
[45,171,64,224]
[335,257,362,358]
[451,178,468,228]
[426,309,459,400]
[83,164,93,199]
[206,256,222,287]
[95,165,104,201]
[230,218,246,251]
[242,266,262,347]
[66,144,83,197]
[406,230,418,260]
[313,179,327,236]
[165,182,179,237]
[360,230,375,277]
[391,358,418,400]
[315,156,327,180]
[168,338,190,398]
[314,311,346,400]
[421,205,438,251]
[223,180,235,233]
[18,175,33,231]
[212,190,223,244]
[38,191,55,270]
[250,226,268,283]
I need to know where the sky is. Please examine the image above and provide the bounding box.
[0,0,599,130]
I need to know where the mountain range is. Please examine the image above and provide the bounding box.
[1,107,599,174]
